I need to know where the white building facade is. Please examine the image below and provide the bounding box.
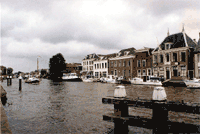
[93,55,109,78]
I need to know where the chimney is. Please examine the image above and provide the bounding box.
[199,32,200,39]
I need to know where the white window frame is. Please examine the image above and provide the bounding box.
[137,60,141,67]
[142,60,146,67]
[137,69,141,77]
[143,69,146,76]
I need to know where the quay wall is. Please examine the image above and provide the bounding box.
[0,84,12,134]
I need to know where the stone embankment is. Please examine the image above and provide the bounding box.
[1,84,12,134]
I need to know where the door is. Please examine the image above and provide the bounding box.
[189,70,193,80]
[166,71,170,79]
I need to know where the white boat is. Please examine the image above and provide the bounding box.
[25,77,40,83]
[184,78,200,88]
[82,75,94,83]
[129,77,143,84]
[62,73,82,81]
[104,75,118,83]
[130,76,162,86]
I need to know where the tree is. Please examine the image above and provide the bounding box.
[7,67,13,76]
[49,53,66,80]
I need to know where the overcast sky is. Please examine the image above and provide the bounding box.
[1,0,200,73]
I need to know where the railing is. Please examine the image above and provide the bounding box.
[102,97,200,134]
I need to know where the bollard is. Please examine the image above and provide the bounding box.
[7,76,10,86]
[152,86,168,134]
[19,76,22,91]
[113,85,128,134]
[10,76,12,85]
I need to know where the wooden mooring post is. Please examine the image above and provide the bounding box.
[19,76,22,91]
[102,97,200,134]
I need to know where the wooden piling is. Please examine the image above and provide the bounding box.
[19,78,22,91]
[152,102,168,134]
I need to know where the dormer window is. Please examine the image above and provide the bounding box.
[118,52,121,56]
[165,43,171,50]
[124,51,130,55]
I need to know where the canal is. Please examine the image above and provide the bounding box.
[2,79,200,133]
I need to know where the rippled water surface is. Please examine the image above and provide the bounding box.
[2,79,200,134]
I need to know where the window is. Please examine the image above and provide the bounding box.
[137,60,141,67]
[198,67,200,78]
[95,64,96,69]
[111,71,114,75]
[153,55,157,64]
[114,70,117,76]
[95,72,99,78]
[100,63,101,69]
[114,61,117,67]
[119,60,121,67]
[160,54,163,63]
[105,63,107,68]
[128,60,131,67]
[173,53,177,62]
[198,54,200,62]
[123,60,126,67]
[181,66,186,77]
[173,66,178,77]
[123,70,126,77]
[111,61,113,67]
[103,71,107,77]
[166,44,170,50]
[102,63,104,68]
[97,64,99,69]
[143,70,146,76]
[129,70,130,76]
[137,70,141,77]
[148,69,151,76]
[142,60,146,67]
[166,53,170,62]
[181,52,186,62]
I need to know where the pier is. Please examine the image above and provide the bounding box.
[102,97,200,134]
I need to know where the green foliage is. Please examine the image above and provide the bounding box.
[49,53,66,79]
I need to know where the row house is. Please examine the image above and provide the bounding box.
[93,53,116,78]
[64,63,82,76]
[133,47,154,79]
[152,30,197,80]
[108,47,136,80]
[82,53,99,76]
[193,33,200,78]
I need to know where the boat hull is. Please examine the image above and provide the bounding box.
[62,78,82,81]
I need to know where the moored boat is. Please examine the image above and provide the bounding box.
[104,75,118,83]
[25,77,40,83]
[184,78,200,88]
[62,73,82,81]
[82,75,94,83]
[130,76,162,86]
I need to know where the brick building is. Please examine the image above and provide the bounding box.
[133,47,154,79]
[108,47,136,80]
[152,29,197,80]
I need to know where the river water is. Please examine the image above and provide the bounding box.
[2,79,200,134]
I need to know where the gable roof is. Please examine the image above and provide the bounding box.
[153,32,197,52]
